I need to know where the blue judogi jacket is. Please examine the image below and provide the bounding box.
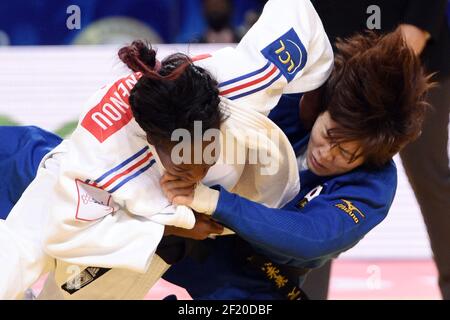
[213,94,397,269]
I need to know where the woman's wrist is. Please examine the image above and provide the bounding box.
[191,183,220,215]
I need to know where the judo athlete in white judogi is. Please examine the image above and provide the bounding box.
[0,0,333,299]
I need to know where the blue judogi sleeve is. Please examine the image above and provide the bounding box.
[0,126,62,219]
[212,163,397,261]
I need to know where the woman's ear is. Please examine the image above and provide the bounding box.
[299,85,325,131]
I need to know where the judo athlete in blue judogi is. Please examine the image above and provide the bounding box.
[159,30,432,299]
[160,93,398,300]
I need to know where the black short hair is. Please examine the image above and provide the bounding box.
[322,29,434,167]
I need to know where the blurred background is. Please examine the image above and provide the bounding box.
[1,0,449,300]
[0,0,266,45]
[0,0,449,46]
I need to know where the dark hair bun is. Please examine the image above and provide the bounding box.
[118,40,158,73]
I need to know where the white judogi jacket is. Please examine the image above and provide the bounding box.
[0,0,333,299]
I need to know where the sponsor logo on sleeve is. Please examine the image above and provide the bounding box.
[261,28,307,82]
[335,199,365,224]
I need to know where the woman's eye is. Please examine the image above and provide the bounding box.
[340,150,349,157]
[339,149,352,161]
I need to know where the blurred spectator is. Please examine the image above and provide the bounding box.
[162,0,265,44]
[235,0,268,41]
[199,0,239,43]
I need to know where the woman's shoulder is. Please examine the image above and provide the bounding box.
[324,159,398,198]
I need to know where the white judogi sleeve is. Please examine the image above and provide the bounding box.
[43,73,193,273]
[196,0,333,115]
